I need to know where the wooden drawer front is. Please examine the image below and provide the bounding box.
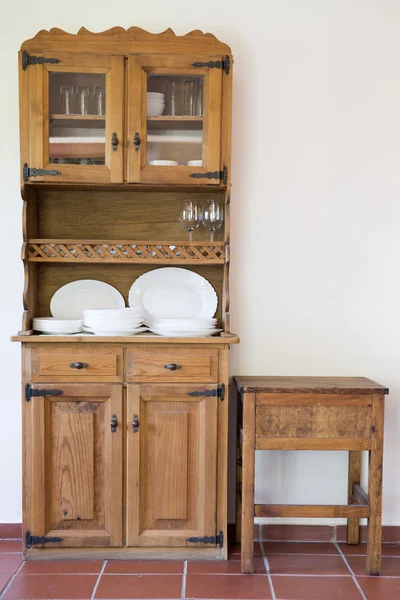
[256,405,372,439]
[127,348,219,382]
[31,346,123,382]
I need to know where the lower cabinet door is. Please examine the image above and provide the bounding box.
[25,384,123,548]
[127,384,218,547]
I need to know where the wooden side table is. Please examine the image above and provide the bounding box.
[234,377,389,575]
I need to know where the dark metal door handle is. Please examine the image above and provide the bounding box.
[110,414,118,432]
[133,132,141,151]
[132,414,139,432]
[111,132,119,151]
[164,363,182,371]
[70,362,89,369]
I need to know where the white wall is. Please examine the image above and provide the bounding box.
[1,0,400,525]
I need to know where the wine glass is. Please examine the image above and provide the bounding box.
[202,199,224,242]
[179,199,202,242]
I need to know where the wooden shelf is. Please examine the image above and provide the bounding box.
[12,333,239,344]
[26,240,225,264]
[147,116,203,122]
[50,114,106,121]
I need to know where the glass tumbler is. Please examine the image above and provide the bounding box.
[60,85,74,115]
[184,80,194,116]
[193,80,203,116]
[166,80,183,116]
[79,87,90,115]
[95,87,106,116]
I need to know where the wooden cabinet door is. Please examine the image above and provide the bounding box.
[127,55,223,185]
[22,53,124,183]
[24,384,123,548]
[127,384,218,547]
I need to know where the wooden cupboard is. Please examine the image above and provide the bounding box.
[15,26,238,561]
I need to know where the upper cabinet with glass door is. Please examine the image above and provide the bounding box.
[127,54,227,185]
[19,27,232,186]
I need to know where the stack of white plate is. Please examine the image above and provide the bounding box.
[83,308,147,336]
[33,318,83,335]
[147,92,165,116]
[149,318,221,338]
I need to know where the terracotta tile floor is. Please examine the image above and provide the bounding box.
[1,536,400,599]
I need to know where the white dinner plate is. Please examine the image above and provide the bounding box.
[128,268,217,322]
[51,280,125,320]
[150,328,222,338]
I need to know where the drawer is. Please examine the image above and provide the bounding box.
[30,346,123,382]
[127,347,219,382]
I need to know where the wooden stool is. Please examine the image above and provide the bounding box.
[234,377,388,575]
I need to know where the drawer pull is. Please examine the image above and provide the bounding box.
[110,414,118,432]
[132,414,140,432]
[69,362,89,370]
[164,363,182,371]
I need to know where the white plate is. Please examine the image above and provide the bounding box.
[150,328,222,337]
[91,327,148,336]
[129,268,217,322]
[51,280,125,319]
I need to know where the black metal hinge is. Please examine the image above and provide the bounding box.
[187,530,224,548]
[190,166,228,185]
[25,383,63,402]
[191,56,230,75]
[25,530,63,549]
[22,51,61,71]
[188,383,225,401]
[23,163,61,182]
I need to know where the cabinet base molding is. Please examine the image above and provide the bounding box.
[25,547,223,561]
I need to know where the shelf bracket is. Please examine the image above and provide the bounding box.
[22,51,61,70]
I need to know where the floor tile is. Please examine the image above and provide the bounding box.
[358,577,400,600]
[187,556,266,574]
[272,575,362,600]
[3,573,97,599]
[340,542,400,557]
[268,554,350,575]
[0,573,12,594]
[95,574,182,598]
[262,524,333,542]
[104,559,184,574]
[0,540,22,553]
[263,541,339,555]
[348,555,400,576]
[185,573,271,599]
[19,559,103,574]
[0,554,23,574]
[0,524,22,539]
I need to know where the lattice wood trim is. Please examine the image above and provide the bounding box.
[27,240,225,264]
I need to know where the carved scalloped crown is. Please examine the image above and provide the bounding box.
[21,26,231,54]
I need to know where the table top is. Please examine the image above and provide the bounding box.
[234,376,389,395]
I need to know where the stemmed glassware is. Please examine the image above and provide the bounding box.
[179,199,202,242]
[202,199,224,242]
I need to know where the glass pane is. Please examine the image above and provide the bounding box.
[49,72,106,165]
[146,74,203,166]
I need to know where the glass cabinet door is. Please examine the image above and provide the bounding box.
[26,55,124,183]
[127,55,223,185]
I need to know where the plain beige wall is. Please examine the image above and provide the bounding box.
[1,0,400,526]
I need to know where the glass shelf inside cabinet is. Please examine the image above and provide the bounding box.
[48,72,106,165]
[147,74,203,166]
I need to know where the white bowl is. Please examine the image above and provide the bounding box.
[147,92,165,98]
[147,106,165,117]
[148,160,179,166]
[187,160,203,167]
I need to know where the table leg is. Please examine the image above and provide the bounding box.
[366,394,385,575]
[347,451,361,544]
[241,392,256,574]
[236,389,243,543]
